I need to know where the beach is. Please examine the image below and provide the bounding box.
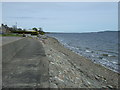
[40,35,119,88]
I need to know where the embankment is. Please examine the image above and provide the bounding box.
[40,36,119,88]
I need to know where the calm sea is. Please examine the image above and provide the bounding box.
[47,31,119,73]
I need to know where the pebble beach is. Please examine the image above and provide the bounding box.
[40,35,119,88]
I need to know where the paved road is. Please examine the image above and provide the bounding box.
[2,38,49,88]
[2,37,23,46]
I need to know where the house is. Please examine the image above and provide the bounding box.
[1,24,11,34]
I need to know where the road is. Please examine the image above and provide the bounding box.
[2,38,49,88]
[2,37,23,46]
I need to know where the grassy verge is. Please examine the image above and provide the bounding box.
[0,34,23,37]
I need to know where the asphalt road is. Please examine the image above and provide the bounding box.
[2,37,23,46]
[2,38,49,88]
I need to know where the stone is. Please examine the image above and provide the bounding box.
[107,85,113,89]
[50,83,58,88]
[95,75,100,80]
[102,86,107,88]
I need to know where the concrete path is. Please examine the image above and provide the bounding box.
[2,38,49,88]
[2,37,23,46]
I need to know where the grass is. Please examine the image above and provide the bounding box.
[0,34,23,37]
[102,54,109,57]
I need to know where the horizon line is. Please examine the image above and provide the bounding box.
[46,30,119,34]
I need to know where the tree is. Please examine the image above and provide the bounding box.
[38,27,42,31]
[1,24,4,27]
[32,28,38,31]
[17,28,22,31]
[23,29,26,31]
[38,27,45,35]
[9,27,14,32]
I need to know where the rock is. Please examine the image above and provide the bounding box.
[102,86,107,88]
[50,83,58,88]
[95,75,100,80]
[47,54,50,55]
[102,77,107,82]
[99,57,103,59]
[107,85,113,89]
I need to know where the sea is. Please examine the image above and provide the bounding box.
[47,31,119,73]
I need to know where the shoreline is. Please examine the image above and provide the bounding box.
[40,35,119,88]
[57,39,118,73]
[47,36,119,74]
[48,35,119,74]
[59,40,119,74]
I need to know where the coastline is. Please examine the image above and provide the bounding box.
[40,35,119,88]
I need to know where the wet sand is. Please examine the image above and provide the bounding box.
[40,36,119,88]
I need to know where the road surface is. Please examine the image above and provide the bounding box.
[2,37,23,46]
[2,38,49,88]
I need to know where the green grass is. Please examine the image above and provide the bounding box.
[102,54,108,57]
[0,34,23,37]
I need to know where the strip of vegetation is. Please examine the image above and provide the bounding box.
[0,34,23,37]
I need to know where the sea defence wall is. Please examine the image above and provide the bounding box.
[2,37,29,63]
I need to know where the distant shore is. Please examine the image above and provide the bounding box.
[40,35,119,88]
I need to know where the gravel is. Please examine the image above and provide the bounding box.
[40,35,119,88]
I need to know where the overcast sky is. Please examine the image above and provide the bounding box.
[2,2,118,33]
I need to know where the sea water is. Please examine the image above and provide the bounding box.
[47,31,119,73]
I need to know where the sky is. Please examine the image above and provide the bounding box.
[2,2,118,33]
